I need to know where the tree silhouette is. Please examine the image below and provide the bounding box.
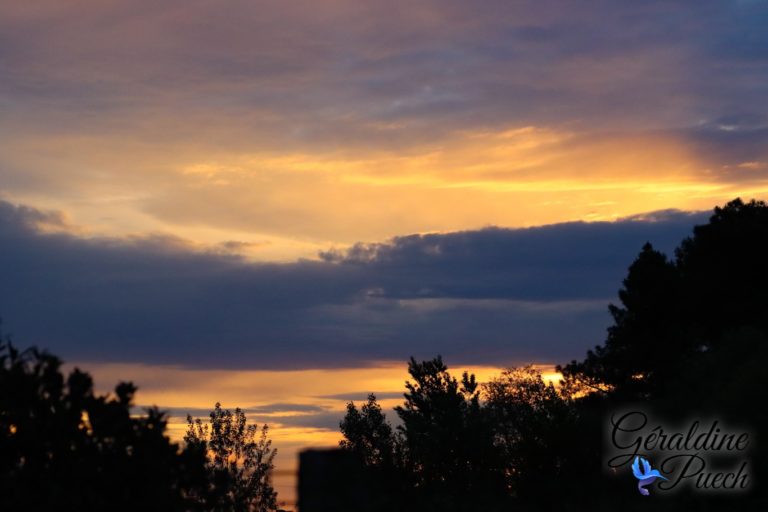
[560,198,768,401]
[0,337,285,511]
[0,340,207,511]
[559,242,685,399]
[339,393,396,468]
[397,356,509,510]
[336,394,402,511]
[340,357,511,511]
[676,198,768,341]
[185,403,278,512]
[337,198,768,511]
[556,198,768,509]
[484,366,577,505]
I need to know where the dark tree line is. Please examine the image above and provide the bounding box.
[0,342,280,511]
[339,198,768,511]
[339,360,585,512]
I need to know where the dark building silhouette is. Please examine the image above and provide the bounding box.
[298,449,370,512]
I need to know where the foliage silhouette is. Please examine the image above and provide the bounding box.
[556,198,768,510]
[0,336,281,511]
[340,198,768,511]
[396,356,509,511]
[559,242,684,399]
[340,357,511,511]
[484,366,579,506]
[340,393,396,468]
[185,403,279,512]
[561,198,768,401]
[0,340,208,511]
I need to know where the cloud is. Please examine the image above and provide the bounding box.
[0,198,709,370]
[316,392,406,402]
[247,403,328,414]
[0,0,766,252]
[146,402,329,418]
[2,0,765,135]
[136,403,342,431]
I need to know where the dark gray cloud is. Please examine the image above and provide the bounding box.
[0,198,708,369]
[148,403,329,418]
[247,403,328,414]
[316,392,405,402]
[137,404,341,430]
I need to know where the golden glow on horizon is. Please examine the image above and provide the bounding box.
[4,124,767,261]
[78,360,559,409]
[78,362,561,444]
[80,360,560,509]
[83,361,563,464]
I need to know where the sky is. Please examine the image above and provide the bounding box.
[1,0,768,508]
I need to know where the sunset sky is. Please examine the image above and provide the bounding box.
[1,0,767,508]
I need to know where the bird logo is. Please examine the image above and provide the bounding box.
[631,456,668,495]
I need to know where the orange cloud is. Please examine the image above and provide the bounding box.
[6,123,767,261]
